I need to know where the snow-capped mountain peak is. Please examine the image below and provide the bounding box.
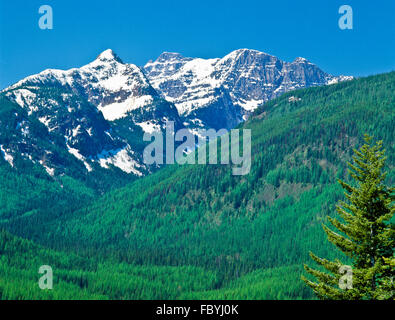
[156,52,188,62]
[292,57,310,64]
[96,49,124,63]
[1,50,183,176]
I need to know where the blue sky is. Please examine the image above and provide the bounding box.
[0,0,394,89]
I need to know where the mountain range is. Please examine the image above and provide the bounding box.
[0,49,352,182]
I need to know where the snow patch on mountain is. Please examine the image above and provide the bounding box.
[96,146,142,175]
[136,120,161,133]
[327,75,354,85]
[0,145,14,167]
[99,95,154,121]
[6,89,38,115]
[39,160,55,176]
[67,145,93,172]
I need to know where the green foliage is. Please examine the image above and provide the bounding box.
[303,135,394,299]
[182,265,312,300]
[0,230,220,300]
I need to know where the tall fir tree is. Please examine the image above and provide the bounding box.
[302,135,394,300]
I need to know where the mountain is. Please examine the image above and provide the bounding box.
[2,72,392,299]
[144,48,352,130]
[1,49,183,180]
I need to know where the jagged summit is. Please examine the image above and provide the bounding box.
[229,48,270,56]
[292,57,310,64]
[156,52,187,62]
[145,52,194,68]
[221,48,274,61]
[153,49,271,64]
[96,49,124,64]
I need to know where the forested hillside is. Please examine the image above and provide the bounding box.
[0,230,223,299]
[1,72,394,299]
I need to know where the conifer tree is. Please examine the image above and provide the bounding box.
[302,135,394,300]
